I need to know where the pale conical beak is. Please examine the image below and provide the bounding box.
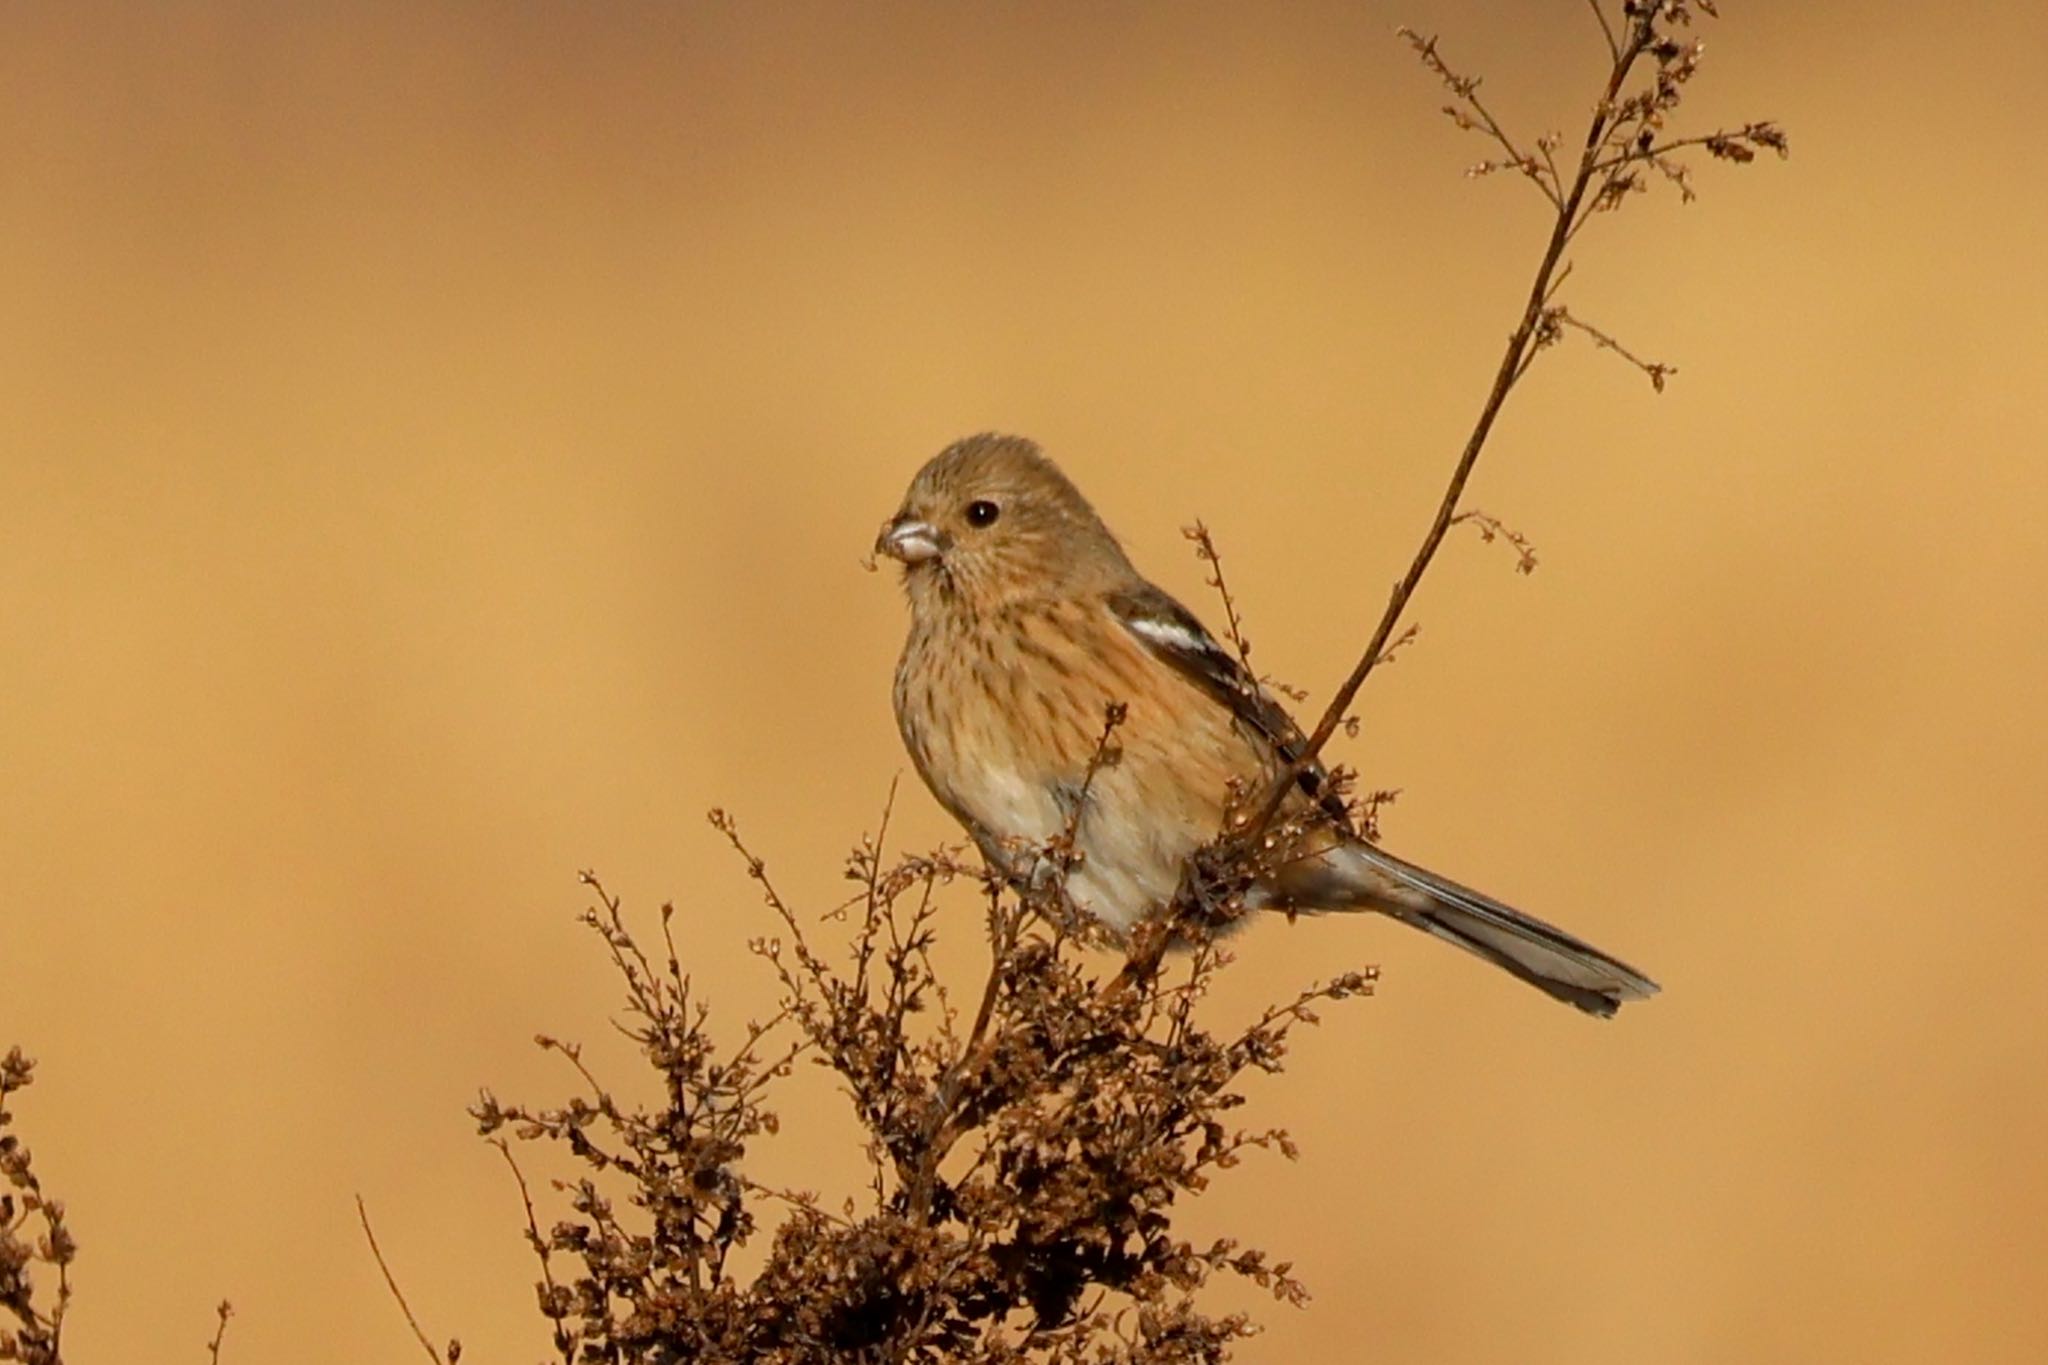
[875,515,945,564]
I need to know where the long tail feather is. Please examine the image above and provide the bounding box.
[1276,841,1661,1017]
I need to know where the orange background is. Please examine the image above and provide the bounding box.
[5,3,2045,1361]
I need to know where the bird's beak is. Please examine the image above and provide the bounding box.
[875,515,946,565]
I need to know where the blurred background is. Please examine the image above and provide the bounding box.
[5,2,2045,1360]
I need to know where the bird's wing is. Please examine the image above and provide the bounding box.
[1105,581,1351,828]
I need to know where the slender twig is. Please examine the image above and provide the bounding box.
[1587,0,1620,59]
[1240,16,1655,842]
[1406,31,1560,206]
[1536,133,1565,199]
[51,1263,70,1360]
[1184,523,1254,669]
[205,1301,233,1365]
[1451,509,1541,573]
[1589,123,1790,174]
[849,776,901,1004]
[1468,89,1562,207]
[905,869,1011,1224]
[1553,307,1675,390]
[490,1141,574,1365]
[739,1176,853,1228]
[356,1196,448,1365]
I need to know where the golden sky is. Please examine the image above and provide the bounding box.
[5,2,2046,1361]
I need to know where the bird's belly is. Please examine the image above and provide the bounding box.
[945,760,1066,850]
[1062,764,1210,931]
[940,754,1198,932]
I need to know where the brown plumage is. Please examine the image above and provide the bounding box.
[875,433,1659,1017]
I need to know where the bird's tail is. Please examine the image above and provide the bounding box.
[1278,841,1661,1018]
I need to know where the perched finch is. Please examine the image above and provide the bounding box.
[875,433,1659,1017]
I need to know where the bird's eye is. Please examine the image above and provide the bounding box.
[964,500,1001,528]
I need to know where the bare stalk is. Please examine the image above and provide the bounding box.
[205,1301,234,1365]
[356,1196,454,1365]
[1241,7,1716,841]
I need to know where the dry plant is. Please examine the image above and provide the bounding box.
[1,1049,74,1365]
[204,1302,233,1365]
[468,11,1781,1357]
[1231,0,1785,857]
[0,5,1780,1363]
[472,817,1372,1364]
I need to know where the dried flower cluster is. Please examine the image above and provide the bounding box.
[474,789,1376,1363]
[1,1049,74,1365]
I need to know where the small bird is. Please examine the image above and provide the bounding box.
[874,433,1659,1017]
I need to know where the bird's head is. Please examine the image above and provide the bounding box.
[875,434,1131,613]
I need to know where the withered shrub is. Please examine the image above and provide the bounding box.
[2,1049,75,1365]
[474,801,1375,1364]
